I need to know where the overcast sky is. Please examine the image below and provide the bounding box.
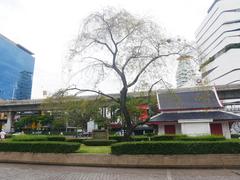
[0,0,213,99]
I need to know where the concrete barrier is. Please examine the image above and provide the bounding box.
[0,152,240,168]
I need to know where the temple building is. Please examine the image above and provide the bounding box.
[150,87,240,138]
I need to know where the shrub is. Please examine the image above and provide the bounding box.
[231,134,240,139]
[151,135,224,141]
[145,133,155,137]
[111,141,240,155]
[0,141,80,153]
[5,134,13,139]
[12,135,47,141]
[65,138,87,143]
[151,134,187,141]
[83,139,117,146]
[12,135,66,142]
[109,135,150,142]
[109,136,130,142]
[176,135,225,141]
[47,136,66,141]
[131,136,149,141]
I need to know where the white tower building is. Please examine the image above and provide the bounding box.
[176,56,197,88]
[195,0,240,85]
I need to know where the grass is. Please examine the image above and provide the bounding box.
[77,144,111,154]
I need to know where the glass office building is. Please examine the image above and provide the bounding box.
[0,34,35,100]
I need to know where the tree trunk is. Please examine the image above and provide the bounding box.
[120,87,133,138]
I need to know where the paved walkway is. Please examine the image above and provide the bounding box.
[0,163,239,180]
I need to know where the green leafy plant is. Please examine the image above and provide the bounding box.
[12,135,65,142]
[83,139,117,146]
[0,141,80,153]
[111,140,240,155]
[65,138,87,143]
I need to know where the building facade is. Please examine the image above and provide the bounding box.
[0,34,34,100]
[195,0,240,85]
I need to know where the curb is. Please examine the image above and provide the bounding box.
[0,152,240,168]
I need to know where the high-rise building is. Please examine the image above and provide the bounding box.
[14,71,33,100]
[0,34,35,100]
[195,0,240,85]
[176,55,197,87]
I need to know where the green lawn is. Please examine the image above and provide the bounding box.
[77,144,111,154]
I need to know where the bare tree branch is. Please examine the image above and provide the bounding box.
[148,78,163,97]
[94,39,114,55]
[83,57,112,68]
[116,24,141,45]
[122,40,146,71]
[128,52,180,87]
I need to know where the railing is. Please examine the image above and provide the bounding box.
[224,105,240,113]
[0,99,44,106]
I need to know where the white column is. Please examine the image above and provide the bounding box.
[176,124,181,134]
[158,124,164,135]
[222,122,231,139]
[4,112,14,133]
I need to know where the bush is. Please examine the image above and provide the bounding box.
[151,135,224,141]
[12,135,47,141]
[65,138,87,143]
[0,141,80,153]
[83,139,117,146]
[176,135,225,141]
[109,136,130,142]
[109,135,150,142]
[12,135,65,142]
[5,134,13,139]
[145,133,156,137]
[47,136,66,141]
[111,140,240,155]
[151,134,187,141]
[231,134,240,139]
[131,136,149,141]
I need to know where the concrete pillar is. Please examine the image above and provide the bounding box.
[4,112,15,133]
[222,121,231,139]
[176,124,181,134]
[158,124,164,135]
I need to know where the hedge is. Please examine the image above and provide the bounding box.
[0,141,80,153]
[12,135,47,141]
[231,134,240,139]
[131,136,149,141]
[109,135,150,142]
[5,134,13,139]
[83,139,117,146]
[110,135,225,142]
[176,135,225,141]
[111,141,240,155]
[46,136,66,141]
[151,134,187,141]
[65,138,87,143]
[109,136,129,142]
[12,135,66,142]
[151,135,224,141]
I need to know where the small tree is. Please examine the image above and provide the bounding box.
[14,115,53,132]
[64,8,189,137]
[42,95,107,133]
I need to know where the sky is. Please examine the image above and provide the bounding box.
[0,0,213,99]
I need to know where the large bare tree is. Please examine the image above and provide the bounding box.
[64,8,189,136]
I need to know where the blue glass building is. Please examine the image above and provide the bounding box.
[0,34,35,100]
